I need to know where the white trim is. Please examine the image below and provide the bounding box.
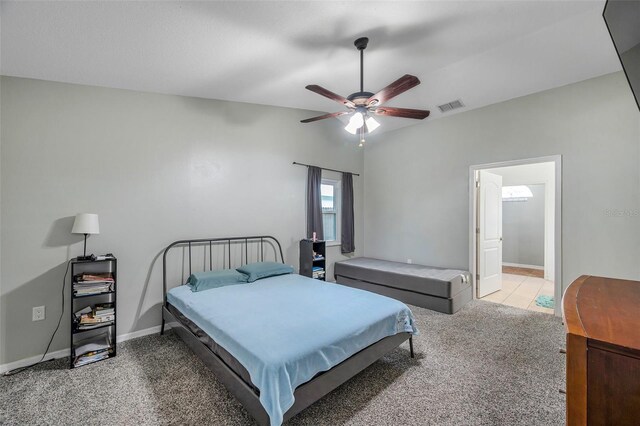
[0,348,70,375]
[469,155,562,317]
[502,262,544,271]
[0,324,168,374]
[116,325,165,343]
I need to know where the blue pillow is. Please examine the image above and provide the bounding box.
[236,262,294,283]
[188,269,249,292]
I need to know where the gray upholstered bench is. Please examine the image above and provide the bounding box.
[334,257,472,314]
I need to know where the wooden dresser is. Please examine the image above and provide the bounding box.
[563,275,640,425]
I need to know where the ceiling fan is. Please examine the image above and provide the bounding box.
[301,37,430,146]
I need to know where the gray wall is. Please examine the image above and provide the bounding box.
[364,72,640,291]
[502,184,545,267]
[0,76,364,365]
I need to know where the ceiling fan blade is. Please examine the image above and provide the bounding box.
[374,107,430,120]
[305,85,356,108]
[366,75,421,106]
[300,111,350,123]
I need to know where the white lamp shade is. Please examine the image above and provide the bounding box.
[72,213,100,235]
[365,116,380,133]
[344,112,364,134]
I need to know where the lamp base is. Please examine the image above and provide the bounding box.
[77,254,96,261]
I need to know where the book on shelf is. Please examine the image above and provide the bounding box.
[74,272,114,283]
[73,282,114,296]
[73,349,111,367]
[74,306,92,318]
[74,303,115,330]
[76,318,114,330]
[94,302,115,316]
[77,322,113,331]
[312,266,324,272]
[75,280,112,286]
[79,313,114,324]
[74,332,112,357]
[73,273,115,294]
[74,282,113,289]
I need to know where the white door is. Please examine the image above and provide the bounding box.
[477,170,503,298]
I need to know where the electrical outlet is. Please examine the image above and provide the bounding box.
[407,258,413,264]
[32,306,45,321]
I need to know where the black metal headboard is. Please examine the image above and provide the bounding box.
[162,235,285,301]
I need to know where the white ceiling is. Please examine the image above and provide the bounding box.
[0,1,622,135]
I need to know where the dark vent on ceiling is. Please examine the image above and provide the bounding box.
[438,99,465,113]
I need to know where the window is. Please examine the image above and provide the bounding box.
[321,180,340,242]
[502,185,534,202]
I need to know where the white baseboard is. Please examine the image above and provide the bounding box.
[502,262,544,270]
[0,348,70,375]
[116,325,164,343]
[0,324,169,374]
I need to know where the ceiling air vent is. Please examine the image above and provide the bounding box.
[438,99,465,113]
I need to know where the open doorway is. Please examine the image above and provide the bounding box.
[469,156,562,316]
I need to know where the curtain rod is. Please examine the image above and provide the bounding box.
[292,162,360,177]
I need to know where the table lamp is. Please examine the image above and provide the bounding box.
[72,213,100,260]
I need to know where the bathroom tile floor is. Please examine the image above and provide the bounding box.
[481,271,554,314]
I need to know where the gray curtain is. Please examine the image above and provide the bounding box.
[306,166,324,240]
[341,172,355,253]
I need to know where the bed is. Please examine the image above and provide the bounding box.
[161,236,417,426]
[334,257,472,314]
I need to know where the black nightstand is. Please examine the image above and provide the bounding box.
[299,240,326,281]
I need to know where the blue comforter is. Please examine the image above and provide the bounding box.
[167,273,418,426]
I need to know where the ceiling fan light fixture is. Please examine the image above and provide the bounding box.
[365,116,380,133]
[345,111,364,134]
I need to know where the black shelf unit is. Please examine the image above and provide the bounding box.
[70,257,117,369]
[299,239,326,281]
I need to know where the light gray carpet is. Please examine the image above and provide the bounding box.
[0,300,565,425]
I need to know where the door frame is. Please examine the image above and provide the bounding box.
[469,155,562,316]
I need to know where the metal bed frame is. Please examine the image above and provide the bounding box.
[161,235,413,425]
